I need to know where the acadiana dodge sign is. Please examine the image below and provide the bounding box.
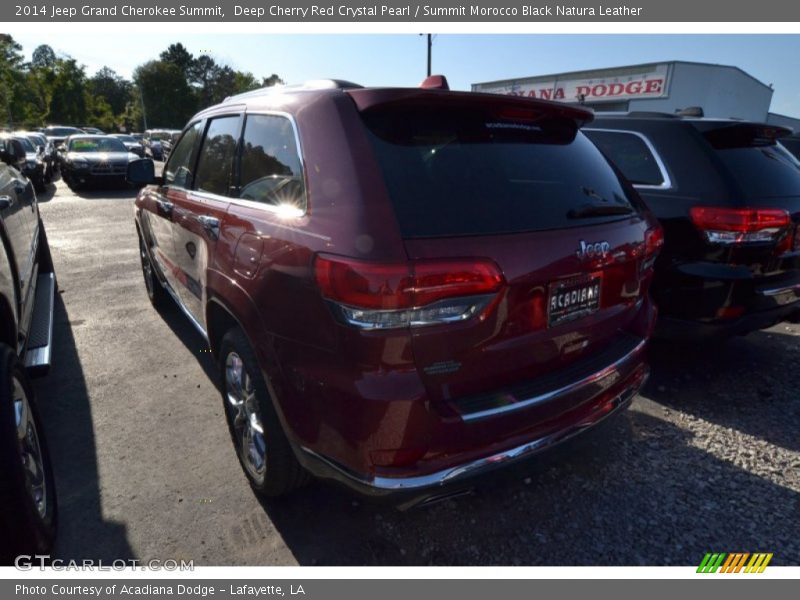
[472,63,670,102]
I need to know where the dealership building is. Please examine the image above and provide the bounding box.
[472,61,799,130]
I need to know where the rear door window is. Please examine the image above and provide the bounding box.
[362,107,637,238]
[584,129,667,187]
[194,115,241,196]
[238,114,306,211]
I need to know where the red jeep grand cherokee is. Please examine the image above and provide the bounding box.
[128,77,661,505]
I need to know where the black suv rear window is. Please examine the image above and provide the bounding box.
[780,138,800,161]
[702,126,800,199]
[362,108,637,238]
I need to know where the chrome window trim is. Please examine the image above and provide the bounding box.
[584,127,673,190]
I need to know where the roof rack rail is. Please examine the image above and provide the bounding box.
[223,79,363,103]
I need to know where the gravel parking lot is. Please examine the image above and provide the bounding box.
[32,177,800,566]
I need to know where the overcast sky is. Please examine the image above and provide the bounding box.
[9,33,800,117]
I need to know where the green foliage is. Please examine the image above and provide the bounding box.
[134,60,196,128]
[0,35,283,132]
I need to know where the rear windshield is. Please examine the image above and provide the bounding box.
[362,107,637,238]
[704,127,800,199]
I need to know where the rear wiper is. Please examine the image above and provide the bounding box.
[568,203,634,219]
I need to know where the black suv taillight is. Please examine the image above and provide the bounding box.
[689,207,792,245]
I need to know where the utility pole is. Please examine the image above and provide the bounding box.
[139,88,148,130]
[427,34,432,76]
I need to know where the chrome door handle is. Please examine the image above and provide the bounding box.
[0,195,14,210]
[196,215,220,240]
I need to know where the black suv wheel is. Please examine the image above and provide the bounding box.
[0,344,57,563]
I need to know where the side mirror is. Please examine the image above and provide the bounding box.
[127,158,161,185]
[38,145,45,154]
[57,144,66,152]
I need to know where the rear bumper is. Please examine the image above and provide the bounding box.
[655,264,800,340]
[295,346,649,507]
[656,299,800,341]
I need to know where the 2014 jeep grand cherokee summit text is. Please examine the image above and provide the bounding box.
[128,77,662,506]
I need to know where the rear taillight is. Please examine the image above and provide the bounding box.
[641,224,664,271]
[314,254,504,330]
[645,225,664,257]
[689,207,792,245]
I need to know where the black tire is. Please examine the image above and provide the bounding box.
[34,176,46,194]
[0,344,57,564]
[138,234,169,309]
[219,327,308,498]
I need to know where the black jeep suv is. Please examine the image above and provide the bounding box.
[0,136,58,561]
[585,114,800,340]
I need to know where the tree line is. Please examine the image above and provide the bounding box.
[0,35,283,132]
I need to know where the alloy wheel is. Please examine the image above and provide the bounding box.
[139,238,155,298]
[224,352,267,484]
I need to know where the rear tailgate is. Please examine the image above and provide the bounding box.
[356,95,656,408]
[693,121,800,273]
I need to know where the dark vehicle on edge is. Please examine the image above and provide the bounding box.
[110,133,146,158]
[0,136,58,561]
[127,77,662,506]
[62,135,140,190]
[3,135,47,193]
[585,114,800,340]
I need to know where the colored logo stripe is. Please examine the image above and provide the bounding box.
[697,553,726,573]
[745,553,773,573]
[697,552,773,573]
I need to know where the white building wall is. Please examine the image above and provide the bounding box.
[767,112,800,132]
[625,63,772,120]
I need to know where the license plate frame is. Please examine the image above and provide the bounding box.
[547,275,602,327]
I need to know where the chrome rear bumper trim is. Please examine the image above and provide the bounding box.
[461,337,646,422]
[299,366,647,495]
